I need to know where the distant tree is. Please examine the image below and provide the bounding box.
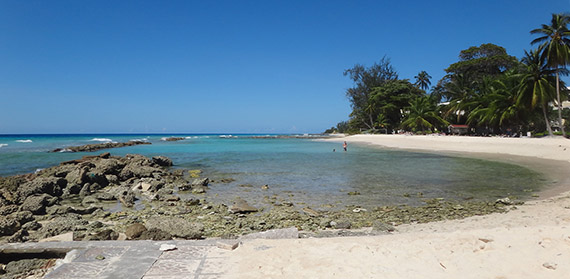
[401,95,448,132]
[517,46,558,136]
[370,79,425,131]
[531,13,570,136]
[414,71,432,91]
[344,57,398,129]
[445,43,519,84]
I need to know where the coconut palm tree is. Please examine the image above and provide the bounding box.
[468,71,522,132]
[442,74,476,123]
[531,13,570,135]
[518,47,558,136]
[414,71,432,91]
[401,96,448,132]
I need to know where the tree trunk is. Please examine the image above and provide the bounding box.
[556,72,566,136]
[542,103,554,136]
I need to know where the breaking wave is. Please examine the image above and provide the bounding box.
[15,139,33,143]
[0,144,7,148]
[90,138,113,142]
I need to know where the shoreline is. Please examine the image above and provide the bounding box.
[324,134,570,200]
[224,135,570,278]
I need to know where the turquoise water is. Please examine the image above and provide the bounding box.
[0,134,546,209]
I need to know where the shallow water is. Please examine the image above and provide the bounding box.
[0,134,548,209]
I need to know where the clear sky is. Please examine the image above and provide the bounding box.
[1,0,569,134]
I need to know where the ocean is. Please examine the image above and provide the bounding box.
[0,134,546,209]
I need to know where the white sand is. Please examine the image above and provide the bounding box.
[220,135,570,279]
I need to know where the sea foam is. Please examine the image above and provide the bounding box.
[90,138,113,142]
[15,139,33,143]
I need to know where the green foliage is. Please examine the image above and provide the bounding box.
[468,70,524,131]
[401,95,448,132]
[414,71,432,91]
[344,57,399,130]
[370,79,425,131]
[531,13,570,136]
[329,15,570,136]
[445,43,519,85]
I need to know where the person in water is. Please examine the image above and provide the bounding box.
[343,141,347,151]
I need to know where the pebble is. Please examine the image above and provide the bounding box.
[542,262,557,270]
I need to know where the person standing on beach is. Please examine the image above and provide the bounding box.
[343,141,347,151]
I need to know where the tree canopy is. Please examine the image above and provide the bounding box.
[330,13,570,137]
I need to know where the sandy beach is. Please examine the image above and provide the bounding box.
[221,135,570,279]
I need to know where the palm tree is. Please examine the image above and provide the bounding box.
[531,13,570,135]
[468,72,522,132]
[442,74,476,123]
[518,47,558,136]
[414,71,432,91]
[401,96,448,132]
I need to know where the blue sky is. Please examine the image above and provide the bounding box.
[1,0,569,134]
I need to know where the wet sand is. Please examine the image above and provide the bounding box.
[222,135,570,279]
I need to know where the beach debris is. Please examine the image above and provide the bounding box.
[542,262,557,270]
[159,244,177,251]
[95,255,105,260]
[347,191,360,195]
[217,240,240,250]
[478,238,494,243]
[352,208,367,213]
[261,184,269,190]
[229,198,258,214]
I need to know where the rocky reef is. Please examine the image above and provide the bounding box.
[0,153,517,244]
[50,141,151,153]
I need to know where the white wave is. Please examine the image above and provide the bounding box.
[58,148,72,153]
[0,144,7,148]
[129,138,148,142]
[90,138,113,142]
[34,168,44,174]
[15,139,33,143]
